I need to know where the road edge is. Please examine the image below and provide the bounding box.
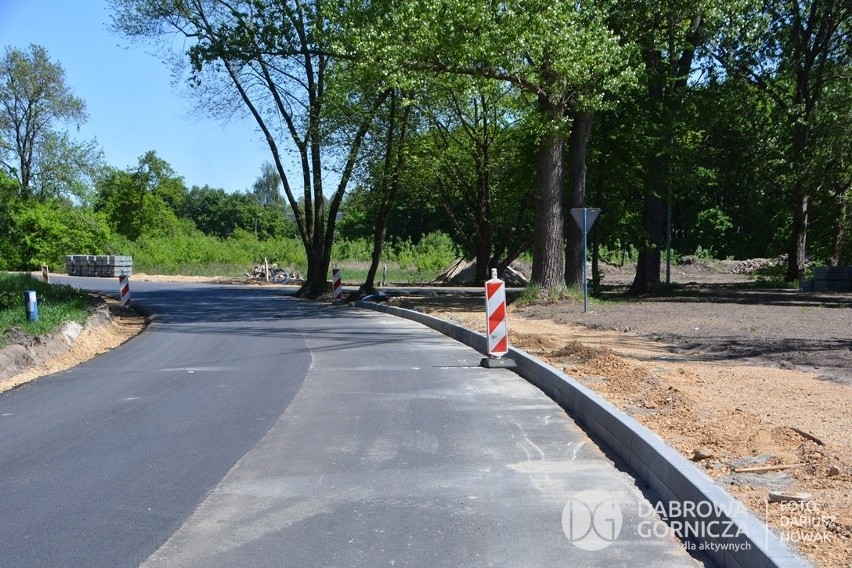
[356,300,812,568]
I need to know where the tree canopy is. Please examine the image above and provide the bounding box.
[0,44,101,202]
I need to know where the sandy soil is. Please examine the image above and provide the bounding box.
[392,263,851,568]
[3,265,849,566]
[0,296,145,394]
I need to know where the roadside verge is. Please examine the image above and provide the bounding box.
[0,296,145,393]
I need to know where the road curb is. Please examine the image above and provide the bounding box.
[356,300,811,568]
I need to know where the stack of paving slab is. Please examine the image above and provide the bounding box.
[65,255,133,277]
[799,266,852,292]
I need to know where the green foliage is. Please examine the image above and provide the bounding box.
[747,260,799,289]
[180,185,294,240]
[692,246,716,261]
[110,229,306,276]
[0,44,97,201]
[0,273,90,346]
[692,206,732,256]
[94,153,188,240]
[391,231,459,272]
[332,237,374,263]
[0,199,113,270]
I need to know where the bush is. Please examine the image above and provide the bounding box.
[109,228,307,275]
[412,231,459,272]
[2,200,113,270]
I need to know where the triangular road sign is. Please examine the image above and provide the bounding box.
[570,208,601,234]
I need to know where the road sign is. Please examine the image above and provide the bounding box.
[570,208,600,234]
[569,208,601,313]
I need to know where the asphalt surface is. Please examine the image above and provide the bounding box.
[0,279,700,567]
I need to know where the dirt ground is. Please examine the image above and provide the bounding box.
[2,265,849,566]
[391,262,852,568]
[0,296,145,394]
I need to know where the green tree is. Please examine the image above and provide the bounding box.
[94,152,186,240]
[713,0,852,280]
[12,200,113,268]
[356,89,415,292]
[252,162,281,207]
[180,184,293,240]
[0,44,97,200]
[605,0,725,293]
[340,0,635,292]
[110,0,388,297]
[413,79,536,284]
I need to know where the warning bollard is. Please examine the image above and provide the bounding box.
[24,290,38,322]
[481,269,516,369]
[41,264,49,283]
[119,274,131,307]
[332,267,342,302]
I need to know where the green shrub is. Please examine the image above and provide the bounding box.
[412,231,459,272]
[3,200,113,270]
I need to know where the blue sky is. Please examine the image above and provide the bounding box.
[1,0,272,193]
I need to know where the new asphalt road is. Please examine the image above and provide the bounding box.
[0,279,699,567]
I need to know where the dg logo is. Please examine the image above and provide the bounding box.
[562,490,623,551]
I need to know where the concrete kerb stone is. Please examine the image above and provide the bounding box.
[355,300,812,568]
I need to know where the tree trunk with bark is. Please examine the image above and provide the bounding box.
[785,181,809,281]
[531,94,567,290]
[829,185,848,267]
[631,193,664,294]
[564,111,593,289]
[363,94,411,293]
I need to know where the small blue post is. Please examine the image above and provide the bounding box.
[24,290,38,321]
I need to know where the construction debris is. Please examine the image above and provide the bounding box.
[245,263,301,282]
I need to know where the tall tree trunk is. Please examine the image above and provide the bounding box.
[785,181,808,281]
[474,104,493,285]
[531,94,567,290]
[363,94,411,293]
[630,15,702,295]
[784,111,810,282]
[565,110,593,289]
[829,185,848,267]
[474,160,493,285]
[631,194,664,293]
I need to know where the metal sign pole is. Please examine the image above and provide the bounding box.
[570,207,601,314]
[583,209,589,313]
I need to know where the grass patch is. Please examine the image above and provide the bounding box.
[515,283,583,307]
[0,273,90,348]
[336,261,440,286]
[135,262,249,277]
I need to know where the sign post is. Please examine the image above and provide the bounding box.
[569,208,601,313]
[24,290,38,321]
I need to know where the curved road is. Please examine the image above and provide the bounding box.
[0,279,699,567]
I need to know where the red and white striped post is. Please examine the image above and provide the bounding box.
[118,274,131,307]
[332,267,342,302]
[481,268,516,368]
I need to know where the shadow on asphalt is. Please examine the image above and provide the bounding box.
[132,284,454,356]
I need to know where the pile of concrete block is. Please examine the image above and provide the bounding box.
[65,255,133,277]
[799,266,852,292]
